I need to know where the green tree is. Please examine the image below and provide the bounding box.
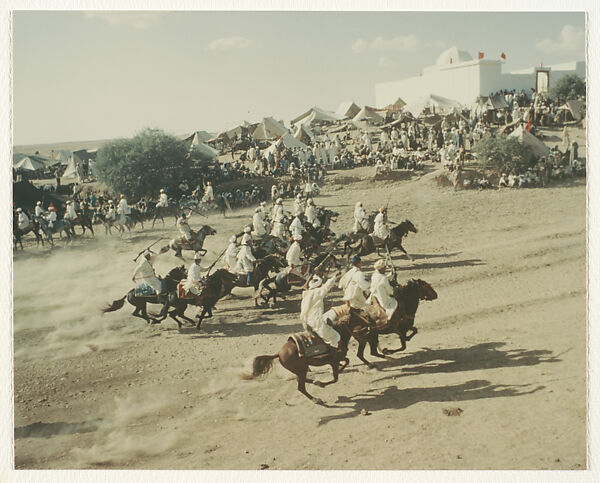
[473,135,536,174]
[550,74,586,101]
[95,129,192,199]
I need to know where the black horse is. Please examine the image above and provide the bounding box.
[13,213,44,250]
[102,266,187,323]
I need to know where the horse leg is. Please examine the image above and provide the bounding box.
[405,327,418,341]
[357,340,375,367]
[383,332,407,354]
[368,333,387,359]
[315,350,340,387]
[398,243,413,261]
[195,307,207,330]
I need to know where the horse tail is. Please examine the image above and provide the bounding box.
[102,295,126,313]
[240,354,279,380]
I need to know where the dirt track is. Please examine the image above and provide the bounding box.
[13,154,586,469]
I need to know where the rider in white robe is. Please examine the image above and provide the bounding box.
[177,213,192,242]
[252,208,267,236]
[34,202,44,218]
[271,198,284,220]
[17,209,30,230]
[300,274,340,348]
[156,189,168,207]
[367,259,398,319]
[202,182,214,203]
[304,199,317,227]
[270,213,286,239]
[285,234,304,276]
[222,235,239,271]
[132,250,163,294]
[45,208,57,228]
[235,238,256,284]
[338,255,370,309]
[106,203,116,221]
[289,215,305,240]
[353,201,369,233]
[183,252,205,295]
[373,207,390,239]
[64,201,77,221]
[293,194,304,216]
[117,195,130,222]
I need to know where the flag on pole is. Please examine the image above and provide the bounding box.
[525,118,532,132]
[478,51,484,59]
[501,52,506,59]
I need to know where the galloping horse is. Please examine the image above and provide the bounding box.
[243,315,372,404]
[13,215,44,249]
[351,220,418,259]
[149,201,179,228]
[102,266,187,323]
[160,225,217,258]
[350,279,437,366]
[158,268,239,329]
[37,217,72,245]
[233,254,286,291]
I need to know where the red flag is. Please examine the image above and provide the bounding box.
[501,52,506,59]
[478,51,484,60]
[525,118,532,132]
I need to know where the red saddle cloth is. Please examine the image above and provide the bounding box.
[177,283,197,299]
[290,332,329,358]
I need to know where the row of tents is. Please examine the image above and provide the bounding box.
[12,149,97,184]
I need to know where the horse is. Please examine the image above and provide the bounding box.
[37,217,72,245]
[351,220,418,259]
[158,268,238,329]
[232,254,285,291]
[160,225,217,258]
[350,279,437,366]
[149,201,179,228]
[102,265,187,323]
[72,211,95,237]
[92,212,130,235]
[13,216,44,250]
[243,315,372,405]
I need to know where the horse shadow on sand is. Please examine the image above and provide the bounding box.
[396,258,485,271]
[15,419,102,439]
[368,342,562,382]
[318,379,545,426]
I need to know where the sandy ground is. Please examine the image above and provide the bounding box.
[12,128,587,470]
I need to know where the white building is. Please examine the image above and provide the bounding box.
[375,46,586,108]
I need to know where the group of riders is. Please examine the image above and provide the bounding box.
[130,192,400,354]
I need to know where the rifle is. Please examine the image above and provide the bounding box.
[187,207,208,218]
[385,244,397,281]
[204,246,229,277]
[133,238,166,262]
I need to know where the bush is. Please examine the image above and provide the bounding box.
[550,74,586,101]
[96,129,192,199]
[473,135,536,174]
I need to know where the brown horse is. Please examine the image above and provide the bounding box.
[351,279,437,366]
[243,315,372,405]
[351,220,417,259]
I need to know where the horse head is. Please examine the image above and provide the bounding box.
[201,225,217,236]
[166,265,187,282]
[404,220,418,234]
[410,279,437,301]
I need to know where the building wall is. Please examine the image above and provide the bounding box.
[375,58,586,108]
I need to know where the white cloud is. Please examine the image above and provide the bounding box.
[352,34,418,53]
[84,12,161,30]
[352,38,368,53]
[535,24,585,54]
[378,56,396,68]
[207,36,254,51]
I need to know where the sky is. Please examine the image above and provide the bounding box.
[12,10,586,146]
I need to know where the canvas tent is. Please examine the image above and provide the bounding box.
[292,107,344,126]
[508,126,551,158]
[353,106,384,124]
[265,132,308,156]
[14,156,46,171]
[251,117,288,141]
[335,101,361,119]
[180,130,214,147]
[403,94,462,117]
[50,149,72,165]
[486,94,509,110]
[563,100,585,121]
[293,124,315,144]
[385,97,407,112]
[193,142,219,160]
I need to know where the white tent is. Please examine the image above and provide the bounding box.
[193,142,219,159]
[404,94,462,117]
[293,124,315,144]
[292,106,344,126]
[265,132,308,156]
[335,101,361,119]
[14,156,45,171]
[51,149,72,165]
[252,117,288,141]
[353,106,384,124]
[61,156,81,183]
[508,126,551,158]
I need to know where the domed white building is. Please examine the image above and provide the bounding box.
[375,46,585,108]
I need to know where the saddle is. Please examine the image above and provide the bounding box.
[177,283,198,299]
[290,331,329,358]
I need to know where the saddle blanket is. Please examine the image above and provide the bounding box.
[177,283,198,299]
[134,283,155,297]
[289,331,329,358]
[134,280,165,297]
